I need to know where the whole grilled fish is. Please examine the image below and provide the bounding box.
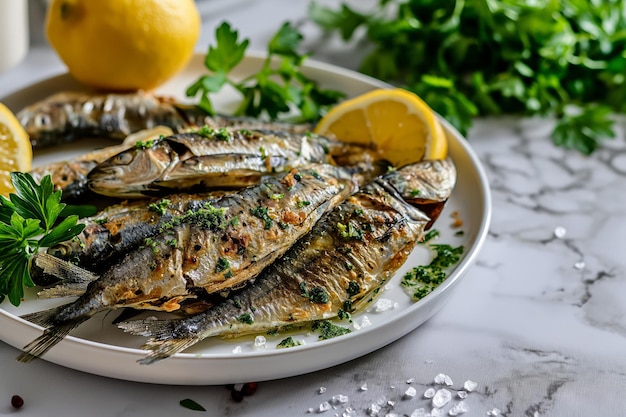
[17,165,358,362]
[40,159,453,294]
[18,91,312,149]
[117,163,434,364]
[29,126,174,202]
[87,128,377,198]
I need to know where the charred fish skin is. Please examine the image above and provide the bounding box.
[17,91,313,149]
[86,128,336,198]
[17,165,357,362]
[118,168,431,364]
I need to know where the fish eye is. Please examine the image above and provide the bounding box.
[114,152,135,165]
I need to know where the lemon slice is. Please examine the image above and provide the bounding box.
[0,102,32,196]
[314,88,448,167]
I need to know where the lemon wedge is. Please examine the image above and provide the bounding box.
[0,102,32,196]
[314,88,448,167]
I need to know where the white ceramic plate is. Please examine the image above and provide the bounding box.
[0,53,491,385]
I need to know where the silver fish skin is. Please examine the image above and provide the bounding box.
[18,91,312,149]
[384,158,456,227]
[86,128,361,198]
[17,164,357,362]
[44,192,224,274]
[29,126,175,202]
[117,164,432,364]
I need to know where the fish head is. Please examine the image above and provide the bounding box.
[87,141,177,198]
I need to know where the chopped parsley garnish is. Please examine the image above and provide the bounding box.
[346,281,360,297]
[422,229,440,243]
[269,193,284,200]
[402,244,464,301]
[215,257,230,272]
[276,336,301,349]
[249,206,273,229]
[296,200,311,208]
[410,189,421,197]
[308,286,330,304]
[237,313,254,324]
[181,203,227,231]
[93,217,108,225]
[135,139,157,149]
[194,125,232,141]
[312,320,351,340]
[148,199,170,215]
[336,222,364,241]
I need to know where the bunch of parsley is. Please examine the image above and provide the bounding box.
[310,0,626,154]
[0,173,85,306]
[187,21,344,122]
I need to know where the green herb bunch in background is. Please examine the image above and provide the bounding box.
[310,0,626,154]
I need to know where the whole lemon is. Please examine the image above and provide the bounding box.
[46,0,200,91]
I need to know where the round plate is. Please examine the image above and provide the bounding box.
[0,53,491,385]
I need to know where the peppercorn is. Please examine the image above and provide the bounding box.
[11,395,24,409]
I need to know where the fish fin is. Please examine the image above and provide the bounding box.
[138,338,200,365]
[37,283,89,299]
[34,252,98,284]
[16,317,88,363]
[117,318,200,364]
[20,305,66,327]
[116,317,174,338]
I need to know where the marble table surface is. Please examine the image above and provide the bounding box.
[1,1,625,416]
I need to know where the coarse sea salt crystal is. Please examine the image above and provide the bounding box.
[404,386,417,399]
[463,380,477,392]
[331,395,349,404]
[318,401,331,413]
[384,413,399,417]
[342,408,357,417]
[432,389,452,408]
[360,383,369,391]
[574,260,586,270]
[457,391,468,399]
[434,373,453,386]
[254,335,266,349]
[407,378,415,384]
[448,401,469,416]
[424,388,436,398]
[554,226,567,239]
[353,315,372,330]
[367,403,381,416]
[373,298,396,312]
[319,387,327,394]
[232,345,242,354]
[410,408,428,417]
[430,407,445,417]
[487,408,501,416]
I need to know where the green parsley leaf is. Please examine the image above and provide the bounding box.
[0,173,85,306]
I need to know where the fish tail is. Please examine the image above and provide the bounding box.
[117,318,176,338]
[16,317,88,363]
[37,283,90,299]
[138,338,200,365]
[20,305,66,327]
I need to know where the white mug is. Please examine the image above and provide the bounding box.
[0,0,29,73]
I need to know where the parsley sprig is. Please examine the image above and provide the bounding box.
[186,21,344,122]
[310,0,626,154]
[0,173,85,306]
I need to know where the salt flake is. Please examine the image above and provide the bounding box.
[463,380,477,392]
[342,408,357,417]
[360,383,369,391]
[318,402,331,413]
[232,345,242,354]
[431,407,445,417]
[353,315,372,330]
[331,394,349,404]
[319,387,327,394]
[410,408,428,417]
[424,388,436,399]
[434,373,453,386]
[403,386,417,399]
[406,378,415,384]
[457,391,468,399]
[432,389,452,408]
[554,226,567,239]
[487,408,501,416]
[254,335,266,349]
[574,261,586,270]
[448,401,469,416]
[373,298,396,312]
